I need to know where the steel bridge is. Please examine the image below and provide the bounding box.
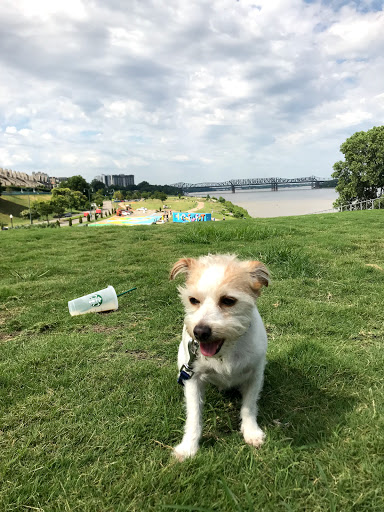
[171,176,328,193]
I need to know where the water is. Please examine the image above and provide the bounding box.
[214,187,338,218]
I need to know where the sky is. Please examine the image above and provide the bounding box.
[1,0,384,185]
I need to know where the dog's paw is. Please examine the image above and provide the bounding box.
[242,426,265,448]
[172,443,198,462]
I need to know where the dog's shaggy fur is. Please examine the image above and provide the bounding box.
[170,254,269,460]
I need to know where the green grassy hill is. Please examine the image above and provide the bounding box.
[0,211,383,511]
[0,194,52,226]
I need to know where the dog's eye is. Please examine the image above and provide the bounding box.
[189,297,200,305]
[220,296,237,307]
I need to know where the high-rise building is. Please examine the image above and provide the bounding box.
[97,174,134,188]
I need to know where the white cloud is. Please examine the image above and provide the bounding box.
[6,0,87,21]
[172,155,191,162]
[5,126,17,134]
[0,0,383,182]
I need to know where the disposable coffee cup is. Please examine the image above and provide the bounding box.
[68,285,118,316]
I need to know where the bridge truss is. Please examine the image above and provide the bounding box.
[172,176,327,192]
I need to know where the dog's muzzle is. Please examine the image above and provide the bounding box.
[193,323,224,357]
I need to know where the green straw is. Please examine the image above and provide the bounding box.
[117,287,137,297]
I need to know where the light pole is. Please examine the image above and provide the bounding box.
[28,192,32,224]
[22,188,33,224]
[84,188,92,218]
[110,189,115,212]
[9,214,13,228]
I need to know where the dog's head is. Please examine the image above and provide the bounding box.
[170,254,269,357]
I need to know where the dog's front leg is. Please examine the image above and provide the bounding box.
[174,378,205,461]
[240,364,265,448]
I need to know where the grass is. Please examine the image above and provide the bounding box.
[0,194,52,226]
[128,196,240,221]
[0,210,384,511]
[128,196,198,212]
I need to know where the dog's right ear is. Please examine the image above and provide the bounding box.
[170,258,196,280]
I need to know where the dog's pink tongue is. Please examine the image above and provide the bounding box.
[200,341,220,357]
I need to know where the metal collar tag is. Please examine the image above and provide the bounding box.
[177,338,199,386]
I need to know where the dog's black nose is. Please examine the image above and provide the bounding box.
[193,324,212,341]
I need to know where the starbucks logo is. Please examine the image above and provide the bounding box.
[89,294,103,307]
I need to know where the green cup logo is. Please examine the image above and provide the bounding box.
[89,294,103,307]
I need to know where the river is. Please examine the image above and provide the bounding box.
[214,187,338,218]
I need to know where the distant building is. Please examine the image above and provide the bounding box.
[0,167,53,188]
[32,172,50,184]
[50,177,68,187]
[98,174,134,188]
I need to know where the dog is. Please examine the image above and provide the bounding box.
[170,254,269,460]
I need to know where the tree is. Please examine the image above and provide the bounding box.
[137,181,150,191]
[113,191,124,201]
[332,126,384,207]
[60,175,89,192]
[71,191,88,210]
[50,196,67,219]
[52,187,71,199]
[52,187,71,210]
[52,187,87,210]
[34,200,53,223]
[93,192,105,207]
[90,179,105,192]
[152,190,167,202]
[21,207,40,221]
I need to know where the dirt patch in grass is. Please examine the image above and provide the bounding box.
[91,325,122,334]
[124,349,151,359]
[0,332,18,343]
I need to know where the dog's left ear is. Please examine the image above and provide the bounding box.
[170,258,196,280]
[246,261,270,294]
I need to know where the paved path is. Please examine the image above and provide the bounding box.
[187,201,204,212]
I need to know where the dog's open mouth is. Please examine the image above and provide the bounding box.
[199,339,224,357]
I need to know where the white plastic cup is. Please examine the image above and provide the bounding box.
[68,285,118,316]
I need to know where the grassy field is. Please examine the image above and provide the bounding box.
[0,211,383,511]
[128,196,199,212]
[0,194,52,227]
[126,196,240,221]
[1,195,238,228]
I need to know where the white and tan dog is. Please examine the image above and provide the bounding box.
[170,254,269,460]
